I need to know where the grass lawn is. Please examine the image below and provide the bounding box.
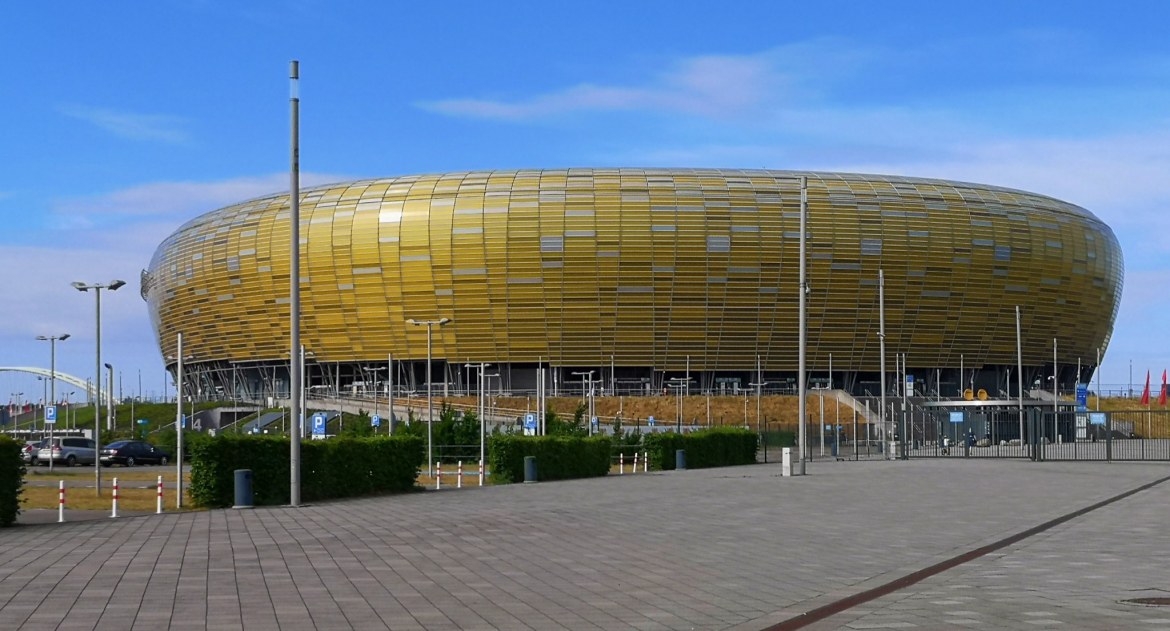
[20,486,194,513]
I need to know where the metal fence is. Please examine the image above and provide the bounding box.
[904,409,1170,462]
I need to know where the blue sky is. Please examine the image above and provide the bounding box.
[2,0,1169,403]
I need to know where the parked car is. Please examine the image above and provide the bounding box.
[100,440,171,467]
[36,437,97,467]
[21,440,44,466]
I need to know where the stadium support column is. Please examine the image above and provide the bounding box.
[798,176,808,475]
[289,60,302,508]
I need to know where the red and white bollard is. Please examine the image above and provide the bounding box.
[156,476,163,514]
[457,461,463,488]
[435,462,442,490]
[478,460,484,487]
[111,477,119,519]
[619,453,625,475]
[632,451,639,473]
[57,481,65,523]
[643,451,649,473]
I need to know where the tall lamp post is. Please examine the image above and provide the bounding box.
[72,279,126,497]
[36,333,69,473]
[407,317,451,475]
[166,335,195,509]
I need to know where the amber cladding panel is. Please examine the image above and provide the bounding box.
[145,169,1123,371]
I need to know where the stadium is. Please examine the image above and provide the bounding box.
[142,168,1123,402]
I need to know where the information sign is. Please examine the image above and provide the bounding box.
[949,411,964,424]
[45,405,56,424]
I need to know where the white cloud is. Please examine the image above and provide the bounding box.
[418,43,862,121]
[58,104,191,143]
[0,173,352,377]
[50,172,350,233]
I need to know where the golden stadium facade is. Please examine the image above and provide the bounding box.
[143,168,1122,399]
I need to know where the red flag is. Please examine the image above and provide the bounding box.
[1140,370,1150,406]
[1160,370,1168,407]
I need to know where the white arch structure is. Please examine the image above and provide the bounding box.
[0,367,101,404]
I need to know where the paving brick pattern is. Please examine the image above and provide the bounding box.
[1,460,1167,630]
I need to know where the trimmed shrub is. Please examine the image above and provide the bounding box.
[190,434,424,507]
[489,435,611,483]
[644,428,758,470]
[0,436,23,527]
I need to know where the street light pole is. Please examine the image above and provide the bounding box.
[72,279,126,497]
[407,317,451,475]
[1016,306,1024,446]
[175,333,184,509]
[878,268,888,459]
[36,333,70,474]
[798,175,808,474]
[289,59,303,507]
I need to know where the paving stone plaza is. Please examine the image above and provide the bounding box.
[2,459,1168,630]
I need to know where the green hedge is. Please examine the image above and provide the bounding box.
[0,437,23,527]
[644,428,758,470]
[190,434,424,507]
[488,435,611,483]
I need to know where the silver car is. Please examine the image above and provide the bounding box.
[36,437,97,467]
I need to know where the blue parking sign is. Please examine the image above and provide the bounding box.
[524,413,536,430]
[371,414,381,427]
[45,405,57,423]
[312,413,327,436]
[648,415,655,426]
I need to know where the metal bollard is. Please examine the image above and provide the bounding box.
[675,449,687,471]
[457,461,463,489]
[111,478,119,518]
[233,469,254,509]
[156,476,163,514]
[478,460,485,487]
[523,456,538,483]
[436,462,442,490]
[619,452,624,475]
[781,447,792,477]
[58,481,65,523]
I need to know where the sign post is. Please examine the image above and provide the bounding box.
[45,405,57,472]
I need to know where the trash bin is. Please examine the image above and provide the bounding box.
[523,456,538,483]
[233,469,253,509]
[675,449,687,470]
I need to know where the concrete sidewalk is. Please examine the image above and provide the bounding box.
[1,459,1167,630]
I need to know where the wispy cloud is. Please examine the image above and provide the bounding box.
[58,104,190,143]
[50,172,350,232]
[419,42,867,121]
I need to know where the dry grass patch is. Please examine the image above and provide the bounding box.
[20,486,194,512]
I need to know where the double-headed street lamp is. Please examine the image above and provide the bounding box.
[571,371,596,435]
[407,317,451,476]
[667,376,691,433]
[72,279,126,496]
[36,333,69,472]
